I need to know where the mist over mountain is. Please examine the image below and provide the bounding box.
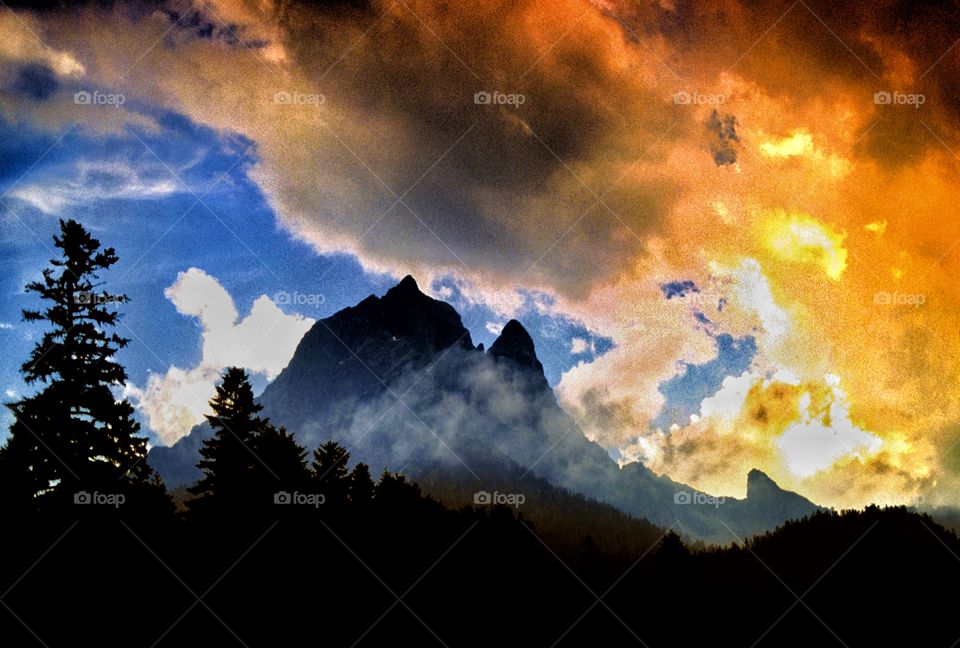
[149,276,818,543]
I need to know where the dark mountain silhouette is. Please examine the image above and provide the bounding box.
[149,275,818,543]
[488,319,547,377]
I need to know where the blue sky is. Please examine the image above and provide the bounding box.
[0,109,618,445]
[653,332,757,430]
[0,111,389,441]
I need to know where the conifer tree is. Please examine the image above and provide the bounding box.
[253,424,309,489]
[1,219,151,505]
[189,366,270,507]
[374,470,422,506]
[311,441,350,507]
[348,462,374,506]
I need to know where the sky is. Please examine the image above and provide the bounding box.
[1,0,959,510]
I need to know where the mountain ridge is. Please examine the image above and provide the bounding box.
[149,276,820,543]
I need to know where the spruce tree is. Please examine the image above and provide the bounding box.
[1,219,150,505]
[348,462,374,506]
[189,367,270,507]
[252,424,309,489]
[311,441,350,507]
[374,470,422,506]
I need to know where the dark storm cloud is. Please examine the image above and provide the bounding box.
[11,63,58,100]
[706,110,739,166]
[2,0,164,15]
[254,0,685,296]
[614,0,960,169]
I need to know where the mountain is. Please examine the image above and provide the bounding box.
[488,319,547,381]
[149,276,819,543]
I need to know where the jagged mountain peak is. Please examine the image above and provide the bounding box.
[337,275,473,351]
[746,468,779,498]
[489,319,543,372]
[386,274,420,299]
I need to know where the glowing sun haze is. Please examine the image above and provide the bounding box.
[2,0,959,509]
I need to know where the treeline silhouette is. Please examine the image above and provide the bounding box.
[2,220,959,647]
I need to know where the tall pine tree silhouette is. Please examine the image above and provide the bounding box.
[311,440,350,508]
[252,424,310,491]
[189,366,277,511]
[1,219,151,508]
[348,462,374,506]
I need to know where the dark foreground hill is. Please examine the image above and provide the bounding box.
[151,276,818,544]
[1,495,956,647]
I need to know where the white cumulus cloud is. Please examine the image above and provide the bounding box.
[126,268,315,446]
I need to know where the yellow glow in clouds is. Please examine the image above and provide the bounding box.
[760,132,814,158]
[764,211,848,281]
